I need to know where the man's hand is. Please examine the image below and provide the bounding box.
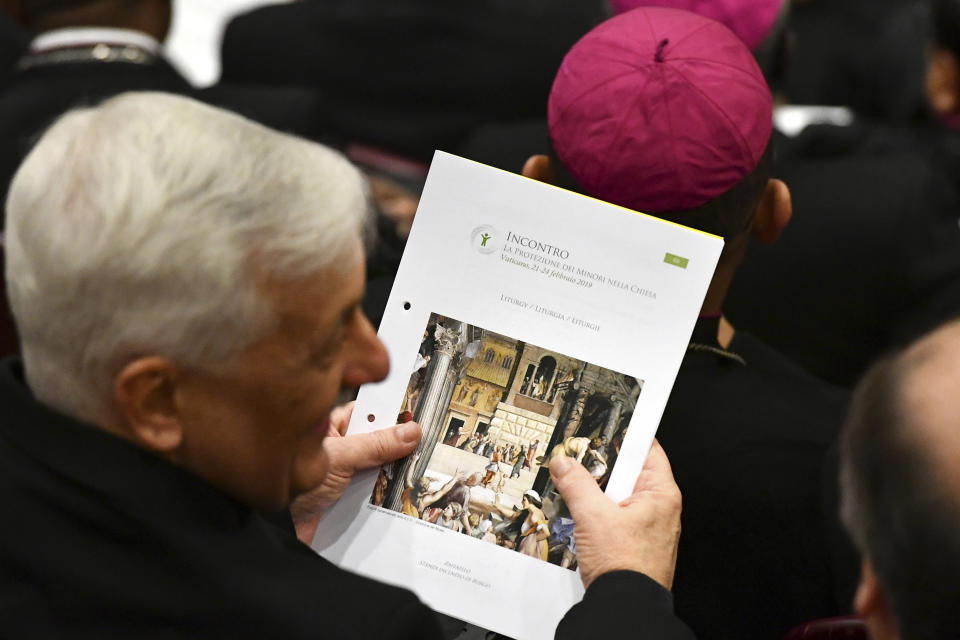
[550,439,681,590]
[291,403,421,542]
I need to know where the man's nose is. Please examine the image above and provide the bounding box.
[342,311,390,389]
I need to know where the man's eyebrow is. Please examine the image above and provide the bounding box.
[337,297,364,325]
[319,297,363,341]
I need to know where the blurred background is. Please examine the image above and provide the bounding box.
[165,0,291,86]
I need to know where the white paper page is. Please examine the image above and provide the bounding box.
[313,151,723,640]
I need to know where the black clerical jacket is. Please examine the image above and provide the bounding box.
[657,317,852,639]
[0,357,693,638]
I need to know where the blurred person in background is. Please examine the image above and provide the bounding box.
[459,0,790,189]
[726,0,960,387]
[0,0,406,359]
[219,0,608,185]
[784,0,929,122]
[839,318,960,640]
[523,8,850,637]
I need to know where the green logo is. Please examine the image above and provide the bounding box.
[664,253,689,269]
[471,225,499,254]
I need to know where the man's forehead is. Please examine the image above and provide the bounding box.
[260,244,365,324]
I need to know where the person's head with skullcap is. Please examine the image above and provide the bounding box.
[522,7,791,315]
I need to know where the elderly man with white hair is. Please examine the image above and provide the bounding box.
[0,92,693,638]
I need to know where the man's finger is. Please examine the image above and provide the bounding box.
[632,438,679,494]
[643,439,672,474]
[328,402,355,437]
[327,421,422,471]
[550,456,606,522]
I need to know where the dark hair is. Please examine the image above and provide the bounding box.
[656,141,774,239]
[933,0,960,57]
[841,337,960,640]
[522,493,542,509]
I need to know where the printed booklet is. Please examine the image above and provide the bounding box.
[313,152,723,640]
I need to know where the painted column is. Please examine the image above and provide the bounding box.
[384,321,464,511]
[544,370,558,401]
[602,399,624,443]
[411,362,460,482]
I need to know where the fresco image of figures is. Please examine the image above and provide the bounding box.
[371,313,643,571]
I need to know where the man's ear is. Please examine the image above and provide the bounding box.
[853,560,884,617]
[927,49,960,116]
[751,178,791,244]
[854,559,898,638]
[521,155,554,184]
[113,357,184,452]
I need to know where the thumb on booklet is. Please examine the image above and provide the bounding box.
[550,456,604,521]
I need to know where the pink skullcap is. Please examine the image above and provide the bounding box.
[609,0,783,51]
[548,8,772,213]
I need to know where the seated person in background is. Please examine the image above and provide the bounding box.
[0,91,693,639]
[783,0,929,121]
[457,0,790,198]
[2,0,255,212]
[0,0,329,357]
[840,318,960,640]
[725,0,960,387]
[527,8,850,637]
[0,0,407,353]
[219,0,609,165]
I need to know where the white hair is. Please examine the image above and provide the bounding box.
[4,92,370,422]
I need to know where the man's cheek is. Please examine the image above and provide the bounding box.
[289,430,329,498]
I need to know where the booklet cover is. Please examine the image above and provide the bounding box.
[313,152,723,640]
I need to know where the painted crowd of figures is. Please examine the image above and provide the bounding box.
[387,462,575,570]
[369,429,631,572]
[443,428,541,486]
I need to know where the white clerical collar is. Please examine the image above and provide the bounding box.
[30,27,161,55]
